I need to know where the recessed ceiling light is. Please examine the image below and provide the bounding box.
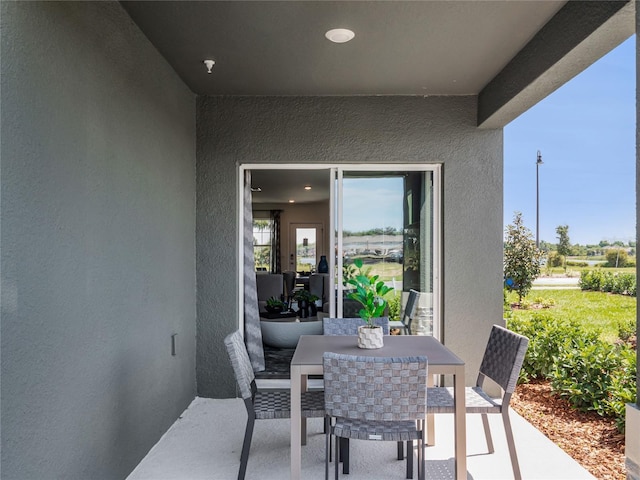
[325,28,355,44]
[304,185,312,190]
[289,199,295,203]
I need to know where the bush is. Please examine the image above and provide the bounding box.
[547,251,563,267]
[606,248,628,267]
[387,295,401,322]
[579,270,636,297]
[617,318,636,342]
[551,340,636,432]
[508,315,637,433]
[507,314,598,381]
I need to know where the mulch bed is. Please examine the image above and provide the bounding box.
[511,380,625,480]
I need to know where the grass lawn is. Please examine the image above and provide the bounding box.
[505,289,636,343]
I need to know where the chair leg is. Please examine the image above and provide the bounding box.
[238,414,255,480]
[502,410,522,480]
[397,440,404,460]
[406,440,413,479]
[420,435,426,480]
[325,417,331,480]
[335,435,341,480]
[481,413,495,454]
[341,438,350,474]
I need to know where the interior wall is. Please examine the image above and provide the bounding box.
[196,96,503,397]
[1,2,196,478]
[258,200,331,271]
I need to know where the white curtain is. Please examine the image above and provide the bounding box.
[243,170,265,371]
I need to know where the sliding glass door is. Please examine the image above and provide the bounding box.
[240,163,440,340]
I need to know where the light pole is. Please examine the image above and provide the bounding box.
[536,150,543,248]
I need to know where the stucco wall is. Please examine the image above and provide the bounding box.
[1,2,196,478]
[196,96,503,397]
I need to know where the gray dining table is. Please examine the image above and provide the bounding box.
[290,334,467,480]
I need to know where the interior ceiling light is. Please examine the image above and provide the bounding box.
[289,199,295,203]
[304,185,312,190]
[325,28,355,44]
[203,59,215,74]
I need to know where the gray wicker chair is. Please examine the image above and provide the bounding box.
[389,289,419,334]
[322,316,390,335]
[427,324,529,480]
[322,316,399,473]
[224,331,325,480]
[323,353,428,480]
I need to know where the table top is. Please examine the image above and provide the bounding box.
[292,335,464,367]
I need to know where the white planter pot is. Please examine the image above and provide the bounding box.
[357,325,384,349]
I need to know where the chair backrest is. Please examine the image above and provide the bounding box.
[323,352,428,422]
[282,271,296,299]
[402,289,420,328]
[255,273,284,302]
[323,317,390,335]
[309,273,328,303]
[478,324,530,394]
[224,331,256,400]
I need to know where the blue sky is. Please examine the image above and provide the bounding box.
[504,36,636,246]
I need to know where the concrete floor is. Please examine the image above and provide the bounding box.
[127,396,595,480]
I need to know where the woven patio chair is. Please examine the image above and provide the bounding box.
[323,352,428,480]
[427,324,529,480]
[389,289,419,334]
[322,316,390,335]
[224,330,325,480]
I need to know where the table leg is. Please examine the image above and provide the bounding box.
[427,374,435,445]
[453,370,467,480]
[301,374,308,445]
[291,365,302,480]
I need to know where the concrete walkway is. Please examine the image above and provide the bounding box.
[532,276,579,289]
[127,396,594,480]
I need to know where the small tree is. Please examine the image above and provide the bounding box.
[556,225,571,272]
[504,212,543,302]
[606,248,628,267]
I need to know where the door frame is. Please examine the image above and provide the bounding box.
[289,222,324,273]
[238,163,442,339]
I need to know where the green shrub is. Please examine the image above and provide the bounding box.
[508,314,637,433]
[547,251,563,267]
[551,340,636,432]
[606,248,628,267]
[617,318,636,342]
[580,270,636,297]
[387,295,401,322]
[507,314,598,381]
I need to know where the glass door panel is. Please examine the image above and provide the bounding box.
[335,168,437,339]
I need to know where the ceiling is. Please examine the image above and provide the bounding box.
[120,1,631,204]
[250,169,331,204]
[121,1,566,96]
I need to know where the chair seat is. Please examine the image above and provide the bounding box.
[254,390,325,419]
[389,320,407,329]
[427,386,503,414]
[333,418,422,442]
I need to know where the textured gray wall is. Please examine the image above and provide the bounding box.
[1,2,196,479]
[196,96,503,397]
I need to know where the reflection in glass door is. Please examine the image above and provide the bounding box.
[290,224,323,274]
[333,168,439,339]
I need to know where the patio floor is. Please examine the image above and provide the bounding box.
[127,396,595,480]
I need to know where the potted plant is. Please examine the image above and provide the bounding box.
[292,290,319,318]
[346,258,393,348]
[265,296,287,314]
